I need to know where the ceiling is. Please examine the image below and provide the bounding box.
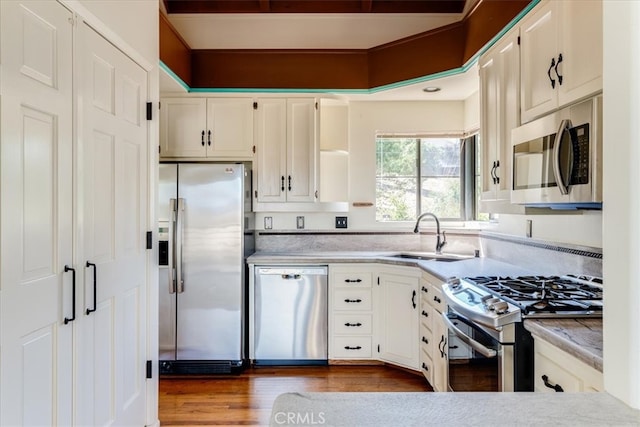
[160,0,481,101]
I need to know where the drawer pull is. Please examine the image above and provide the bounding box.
[344,346,362,350]
[344,322,362,327]
[421,336,429,345]
[344,279,362,283]
[433,296,442,304]
[421,286,429,293]
[422,362,429,372]
[344,299,362,303]
[541,375,564,392]
[421,310,429,318]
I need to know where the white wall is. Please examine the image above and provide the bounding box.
[463,91,480,131]
[602,0,640,409]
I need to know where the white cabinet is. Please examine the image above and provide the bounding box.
[0,2,149,426]
[254,98,318,204]
[520,0,602,123]
[377,266,420,370]
[533,336,603,393]
[421,272,448,391]
[479,27,520,204]
[160,97,254,159]
[329,265,375,360]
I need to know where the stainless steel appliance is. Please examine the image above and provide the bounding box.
[253,266,328,365]
[158,163,252,374]
[511,95,602,208]
[442,275,603,391]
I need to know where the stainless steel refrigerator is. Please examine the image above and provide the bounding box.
[158,163,252,374]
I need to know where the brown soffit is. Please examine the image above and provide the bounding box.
[164,0,466,14]
[159,13,191,86]
[160,0,533,90]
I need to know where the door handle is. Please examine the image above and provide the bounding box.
[411,289,417,309]
[547,57,556,89]
[542,375,564,392]
[207,130,211,146]
[176,198,185,293]
[64,265,76,324]
[494,160,500,184]
[280,176,285,192]
[201,130,205,146]
[552,119,573,195]
[554,53,563,86]
[288,175,292,191]
[85,261,97,315]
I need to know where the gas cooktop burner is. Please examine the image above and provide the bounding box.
[461,275,603,316]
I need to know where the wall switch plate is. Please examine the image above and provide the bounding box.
[335,216,348,228]
[526,219,532,238]
[264,216,273,230]
[296,216,305,229]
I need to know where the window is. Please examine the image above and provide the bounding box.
[376,135,477,222]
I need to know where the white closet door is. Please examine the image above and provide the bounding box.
[77,22,148,427]
[0,1,74,426]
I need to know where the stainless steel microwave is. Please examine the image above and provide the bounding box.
[511,96,602,208]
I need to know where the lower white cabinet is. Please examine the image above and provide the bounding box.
[328,264,376,360]
[377,266,420,370]
[533,335,603,392]
[422,272,449,391]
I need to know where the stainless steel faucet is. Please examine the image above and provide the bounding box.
[413,212,447,254]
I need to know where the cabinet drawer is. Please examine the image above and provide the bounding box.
[430,283,445,312]
[420,347,433,383]
[332,272,372,288]
[420,304,433,332]
[332,336,372,358]
[333,289,372,311]
[333,314,372,335]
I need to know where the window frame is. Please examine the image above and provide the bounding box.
[375,133,478,222]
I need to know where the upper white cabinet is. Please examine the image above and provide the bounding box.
[377,266,420,370]
[520,0,602,123]
[254,98,318,203]
[479,27,520,204]
[319,100,349,203]
[160,97,254,159]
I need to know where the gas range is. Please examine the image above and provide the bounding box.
[442,274,603,329]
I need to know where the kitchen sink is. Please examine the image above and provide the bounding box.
[393,252,473,262]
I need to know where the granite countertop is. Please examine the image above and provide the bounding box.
[246,251,533,281]
[524,318,603,372]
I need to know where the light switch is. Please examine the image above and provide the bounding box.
[264,216,273,230]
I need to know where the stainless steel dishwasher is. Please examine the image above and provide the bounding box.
[253,266,328,365]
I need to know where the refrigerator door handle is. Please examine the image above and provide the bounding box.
[176,198,185,293]
[169,198,177,294]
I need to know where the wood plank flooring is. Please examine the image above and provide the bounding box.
[159,365,432,426]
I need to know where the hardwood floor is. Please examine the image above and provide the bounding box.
[158,365,432,426]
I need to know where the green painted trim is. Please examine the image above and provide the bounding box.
[159,61,190,92]
[160,0,541,96]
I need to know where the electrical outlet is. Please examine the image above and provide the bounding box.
[264,216,273,230]
[296,216,305,229]
[335,216,348,229]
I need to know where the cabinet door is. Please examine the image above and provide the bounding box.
[0,2,74,425]
[255,98,287,202]
[206,98,254,158]
[557,0,602,106]
[520,0,559,123]
[479,53,500,201]
[378,273,419,369]
[286,98,318,202]
[160,98,207,158]
[432,311,449,392]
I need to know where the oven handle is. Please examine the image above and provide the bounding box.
[552,119,573,195]
[442,312,497,358]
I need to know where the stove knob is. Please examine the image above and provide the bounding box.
[493,301,509,314]
[485,297,500,307]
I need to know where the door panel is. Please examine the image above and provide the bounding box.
[79,22,148,427]
[0,1,73,426]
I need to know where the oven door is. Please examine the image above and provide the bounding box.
[444,309,513,392]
